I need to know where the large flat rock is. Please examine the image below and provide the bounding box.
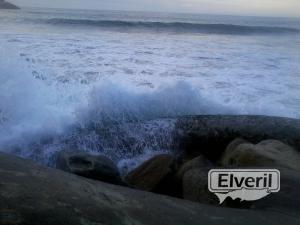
[0,152,299,225]
[173,115,300,160]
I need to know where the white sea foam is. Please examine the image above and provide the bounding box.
[0,50,230,164]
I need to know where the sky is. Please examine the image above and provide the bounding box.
[9,0,300,17]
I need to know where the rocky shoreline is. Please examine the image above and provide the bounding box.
[1,115,300,225]
[1,152,299,225]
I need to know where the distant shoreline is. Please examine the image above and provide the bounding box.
[0,0,20,9]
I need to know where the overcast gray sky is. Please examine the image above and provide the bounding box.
[10,0,300,17]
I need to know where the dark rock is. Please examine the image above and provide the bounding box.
[125,154,177,194]
[222,138,250,157]
[175,156,213,200]
[221,140,300,170]
[56,150,123,185]
[1,152,299,225]
[248,168,300,217]
[176,155,213,181]
[219,139,300,215]
[0,0,20,9]
[179,162,248,207]
[182,168,219,205]
[173,115,300,161]
[182,166,300,215]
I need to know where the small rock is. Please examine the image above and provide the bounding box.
[56,150,123,185]
[125,154,176,192]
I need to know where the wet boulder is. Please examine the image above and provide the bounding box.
[221,140,300,171]
[125,154,178,195]
[56,150,123,185]
[249,168,300,217]
[176,155,212,181]
[222,138,250,157]
[178,154,252,207]
[182,168,219,205]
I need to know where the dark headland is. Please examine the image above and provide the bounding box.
[0,0,20,9]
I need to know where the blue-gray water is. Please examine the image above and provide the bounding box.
[0,8,300,170]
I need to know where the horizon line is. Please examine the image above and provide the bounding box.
[15,6,300,20]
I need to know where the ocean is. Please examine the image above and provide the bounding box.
[0,8,300,170]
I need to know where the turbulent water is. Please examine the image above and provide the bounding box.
[0,8,300,171]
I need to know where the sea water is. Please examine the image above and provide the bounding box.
[0,8,299,170]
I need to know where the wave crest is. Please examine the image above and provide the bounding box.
[46,18,300,35]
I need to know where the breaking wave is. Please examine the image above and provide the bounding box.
[0,50,233,168]
[45,18,300,35]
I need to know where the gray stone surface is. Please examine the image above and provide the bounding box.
[182,168,219,205]
[176,155,212,181]
[125,154,175,191]
[173,115,300,160]
[221,140,300,171]
[56,150,123,185]
[1,152,299,225]
[248,168,300,217]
